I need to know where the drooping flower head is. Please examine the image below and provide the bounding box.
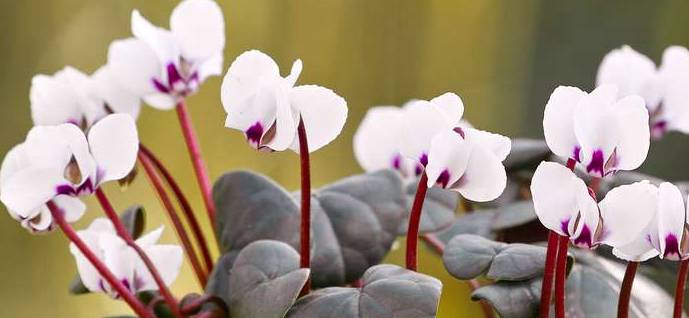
[613,182,689,262]
[597,45,689,138]
[107,0,225,110]
[221,50,348,153]
[0,114,139,232]
[70,218,183,298]
[531,161,657,249]
[543,84,649,178]
[30,66,140,130]
[388,93,511,202]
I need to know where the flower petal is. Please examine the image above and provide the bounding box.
[88,114,139,184]
[25,124,94,181]
[611,95,650,171]
[197,52,223,82]
[30,72,82,126]
[530,161,587,236]
[657,182,687,260]
[353,106,411,174]
[55,195,87,223]
[136,244,183,290]
[598,181,658,247]
[596,45,660,108]
[131,10,180,65]
[107,38,162,96]
[464,127,511,161]
[142,93,177,110]
[569,189,600,248]
[170,0,225,62]
[425,129,471,189]
[289,85,348,153]
[453,140,507,202]
[659,46,689,134]
[400,100,451,164]
[612,235,660,262]
[286,59,303,86]
[429,92,464,125]
[91,65,142,119]
[135,226,164,247]
[543,86,585,159]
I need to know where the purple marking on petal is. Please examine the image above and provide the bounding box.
[98,279,107,293]
[166,63,183,88]
[664,234,681,260]
[414,164,424,176]
[573,224,593,248]
[419,153,428,166]
[560,219,571,236]
[436,169,451,188]
[391,154,402,170]
[76,179,94,195]
[652,120,668,140]
[586,149,605,177]
[245,122,264,147]
[453,127,466,139]
[121,279,131,292]
[56,184,75,196]
[152,78,170,93]
[573,146,581,162]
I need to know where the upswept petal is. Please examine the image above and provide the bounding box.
[613,235,660,262]
[596,45,660,107]
[531,161,587,236]
[107,38,162,96]
[453,140,507,202]
[87,114,139,184]
[598,181,658,247]
[429,92,464,126]
[135,244,183,290]
[131,10,180,65]
[400,100,451,164]
[353,106,408,173]
[91,66,142,119]
[170,0,225,62]
[289,85,347,153]
[543,86,585,159]
[464,128,511,160]
[657,182,687,260]
[30,73,82,126]
[425,129,471,190]
[611,95,650,171]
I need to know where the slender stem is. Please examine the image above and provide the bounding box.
[297,119,312,294]
[138,152,208,286]
[139,144,214,273]
[180,294,228,316]
[422,234,495,318]
[540,230,559,318]
[95,189,183,318]
[618,261,639,318]
[175,100,216,228]
[554,235,569,318]
[47,201,154,318]
[674,259,689,318]
[406,172,429,271]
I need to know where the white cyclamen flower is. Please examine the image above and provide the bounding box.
[531,161,657,249]
[0,114,139,232]
[107,0,225,110]
[395,93,510,202]
[70,218,183,298]
[613,182,689,262]
[597,45,689,138]
[543,84,649,178]
[221,50,348,153]
[30,66,141,129]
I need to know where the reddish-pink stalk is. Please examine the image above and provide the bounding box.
[554,234,569,318]
[47,201,154,318]
[422,234,495,318]
[139,144,214,273]
[406,172,429,271]
[95,189,183,318]
[618,261,639,318]
[540,231,559,318]
[674,259,689,318]
[297,119,312,294]
[138,152,208,286]
[175,100,217,228]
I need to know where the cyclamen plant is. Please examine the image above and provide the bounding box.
[5,1,689,317]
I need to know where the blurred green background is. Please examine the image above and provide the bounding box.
[1,0,689,317]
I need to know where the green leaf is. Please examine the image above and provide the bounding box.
[69,205,146,295]
[471,278,541,318]
[399,180,458,234]
[213,170,406,287]
[228,240,309,318]
[286,264,442,318]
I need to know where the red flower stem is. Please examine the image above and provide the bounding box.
[138,152,208,286]
[47,201,154,318]
[554,234,569,318]
[139,144,214,274]
[297,118,312,294]
[539,230,559,318]
[674,259,689,318]
[422,234,495,318]
[95,189,183,318]
[618,261,639,318]
[175,100,216,228]
[406,172,429,271]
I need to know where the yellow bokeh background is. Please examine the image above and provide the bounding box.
[1,1,689,317]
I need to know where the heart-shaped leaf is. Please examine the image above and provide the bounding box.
[398,179,458,234]
[504,139,550,172]
[286,264,442,318]
[228,240,309,318]
[471,277,542,318]
[443,234,569,281]
[213,170,406,287]
[69,205,145,295]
